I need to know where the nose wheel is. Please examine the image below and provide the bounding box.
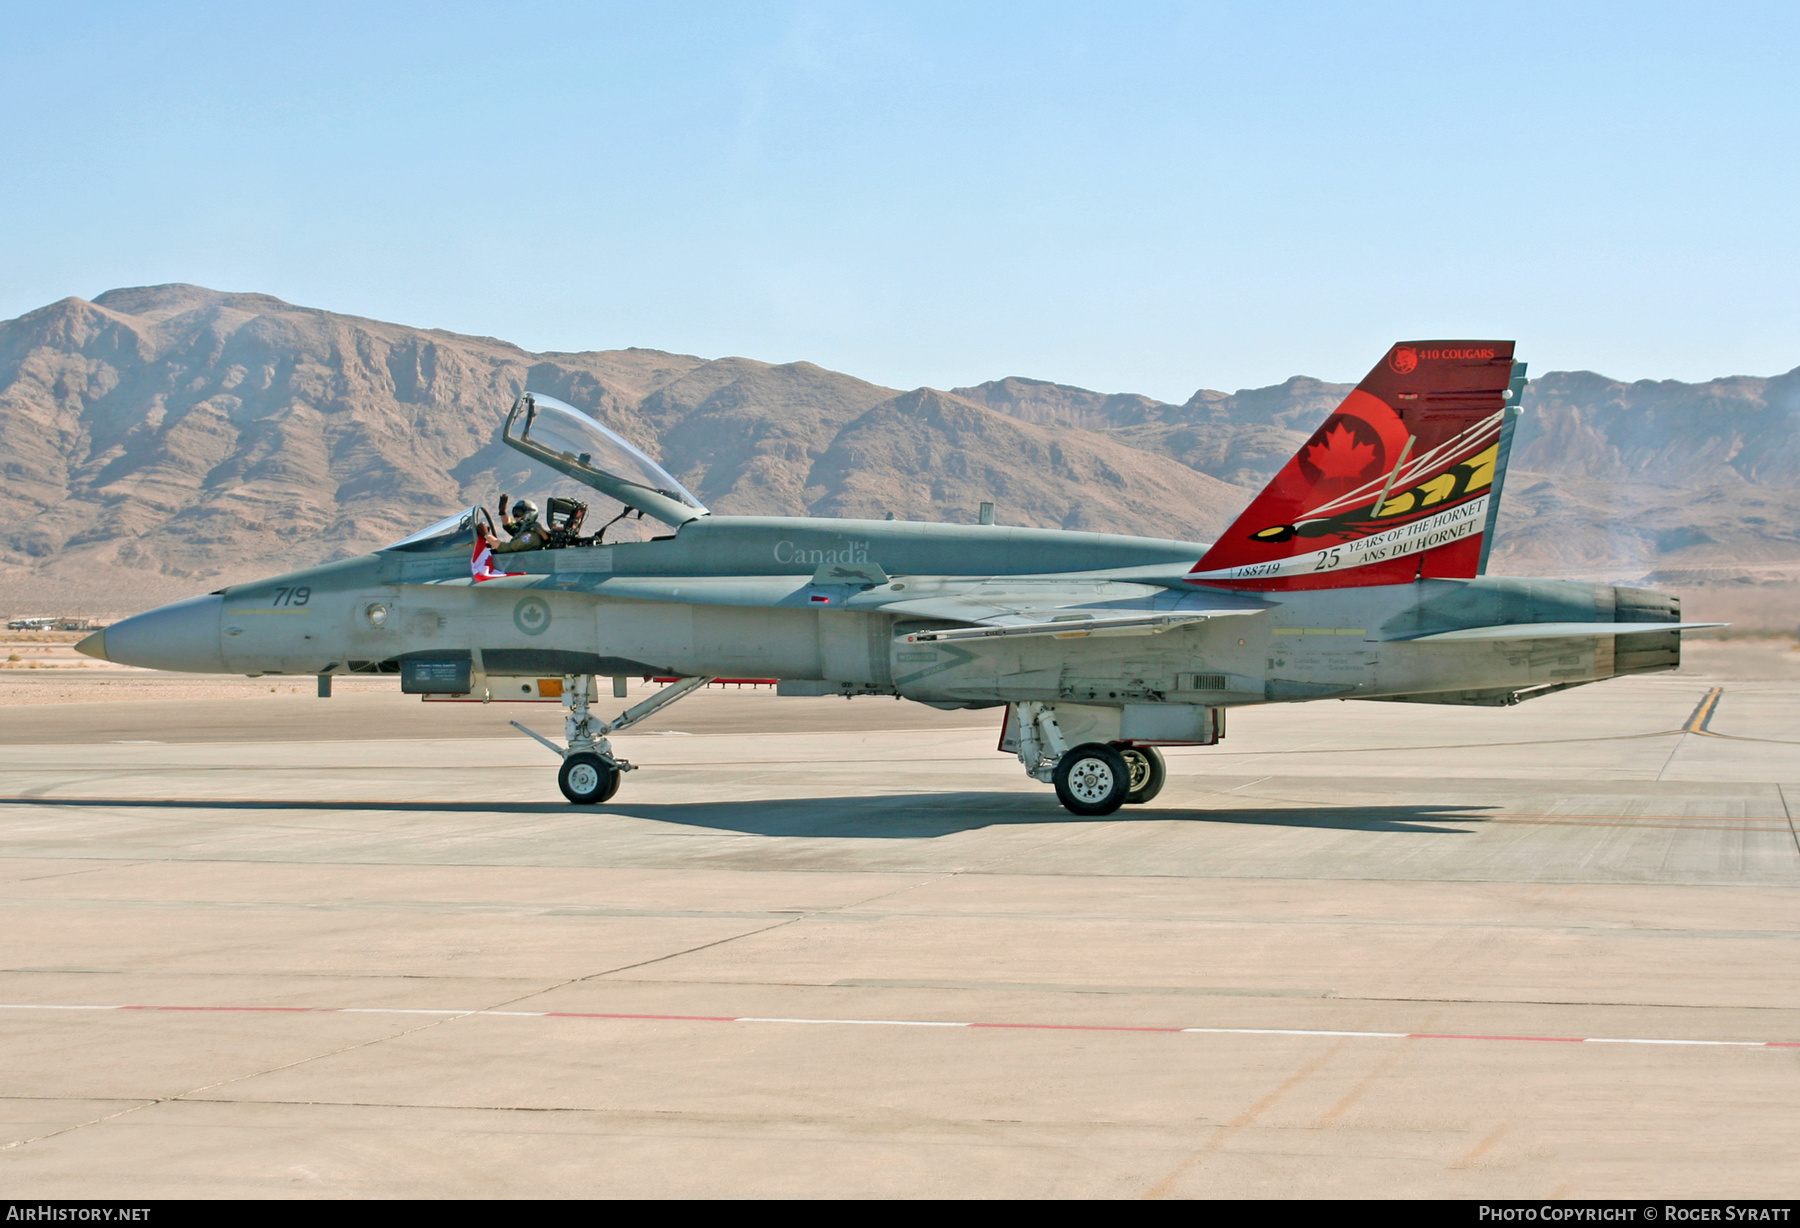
[513,675,716,805]
[559,752,621,804]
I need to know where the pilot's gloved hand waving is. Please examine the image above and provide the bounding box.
[495,496,548,552]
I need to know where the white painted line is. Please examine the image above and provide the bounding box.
[1182,1027,1408,1038]
[0,1003,1790,1049]
[1581,1037,1764,1047]
[735,1016,971,1027]
[337,1008,466,1015]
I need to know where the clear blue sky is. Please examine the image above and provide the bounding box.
[2,1,1796,400]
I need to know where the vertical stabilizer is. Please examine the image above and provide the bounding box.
[1188,341,1517,591]
[1476,361,1527,575]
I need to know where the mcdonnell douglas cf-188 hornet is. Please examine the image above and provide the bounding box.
[78,342,1718,814]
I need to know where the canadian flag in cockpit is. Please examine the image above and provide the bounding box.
[471,524,522,582]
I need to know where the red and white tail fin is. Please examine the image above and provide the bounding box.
[1187,341,1522,591]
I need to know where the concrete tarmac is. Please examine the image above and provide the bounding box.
[1,649,1797,1197]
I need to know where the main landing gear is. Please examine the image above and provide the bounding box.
[1117,744,1166,805]
[511,674,714,805]
[1053,743,1130,815]
[1012,702,1169,816]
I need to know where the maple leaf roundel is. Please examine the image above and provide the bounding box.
[1297,414,1384,487]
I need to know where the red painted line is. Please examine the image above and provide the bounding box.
[1408,1033,1584,1043]
[7,1004,1794,1048]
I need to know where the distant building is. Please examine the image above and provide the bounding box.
[5,616,97,631]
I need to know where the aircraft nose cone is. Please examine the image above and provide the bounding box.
[98,594,228,673]
[75,629,109,661]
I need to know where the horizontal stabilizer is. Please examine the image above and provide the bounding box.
[1399,621,1725,643]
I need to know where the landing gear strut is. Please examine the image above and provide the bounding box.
[512,674,715,805]
[1012,702,1133,816]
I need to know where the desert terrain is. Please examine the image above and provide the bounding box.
[1,285,1796,626]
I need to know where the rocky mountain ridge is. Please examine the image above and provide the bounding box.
[2,284,1796,613]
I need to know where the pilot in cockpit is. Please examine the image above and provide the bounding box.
[494,494,550,553]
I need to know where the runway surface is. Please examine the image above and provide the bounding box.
[1,645,1797,1197]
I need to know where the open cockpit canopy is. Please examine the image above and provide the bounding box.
[502,392,707,527]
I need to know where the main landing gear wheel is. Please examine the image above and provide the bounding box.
[1114,744,1166,805]
[559,752,620,805]
[1053,742,1131,816]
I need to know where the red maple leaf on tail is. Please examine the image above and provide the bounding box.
[1305,423,1376,480]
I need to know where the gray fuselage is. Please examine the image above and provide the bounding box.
[93,515,1679,715]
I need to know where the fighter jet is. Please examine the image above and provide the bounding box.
[78,341,1717,814]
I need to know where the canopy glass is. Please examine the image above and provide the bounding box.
[381,506,491,552]
[502,392,706,519]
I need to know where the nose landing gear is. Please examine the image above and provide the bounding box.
[512,674,715,805]
[558,752,620,804]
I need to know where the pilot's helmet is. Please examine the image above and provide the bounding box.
[513,499,538,519]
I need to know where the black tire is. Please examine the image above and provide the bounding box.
[1053,742,1131,816]
[1115,744,1166,805]
[559,752,618,805]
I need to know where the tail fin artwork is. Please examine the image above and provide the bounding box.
[1187,341,1525,591]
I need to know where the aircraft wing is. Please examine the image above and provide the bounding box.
[867,580,1272,643]
[406,567,1272,642]
[890,609,1245,643]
